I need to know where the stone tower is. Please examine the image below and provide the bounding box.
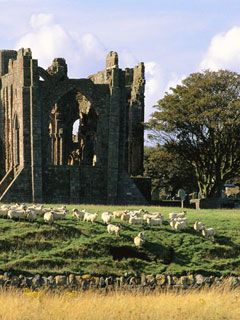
[0,48,150,204]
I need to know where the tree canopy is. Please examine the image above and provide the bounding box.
[148,70,240,198]
[144,146,197,198]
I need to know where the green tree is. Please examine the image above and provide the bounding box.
[144,146,197,198]
[148,70,240,198]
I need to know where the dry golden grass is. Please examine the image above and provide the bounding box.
[0,287,239,320]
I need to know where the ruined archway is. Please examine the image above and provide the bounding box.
[48,89,98,166]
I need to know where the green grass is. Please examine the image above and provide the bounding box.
[0,205,239,276]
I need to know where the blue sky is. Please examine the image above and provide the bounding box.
[1,0,240,122]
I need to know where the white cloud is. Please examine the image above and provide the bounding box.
[164,73,186,93]
[30,13,54,29]
[200,26,240,71]
[15,13,179,123]
[145,61,165,119]
[144,63,186,120]
[120,49,138,68]
[15,13,107,77]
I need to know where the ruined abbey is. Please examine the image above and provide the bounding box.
[0,48,150,204]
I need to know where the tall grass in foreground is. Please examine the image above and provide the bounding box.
[0,287,239,320]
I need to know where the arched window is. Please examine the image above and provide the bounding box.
[13,115,20,166]
[72,119,80,143]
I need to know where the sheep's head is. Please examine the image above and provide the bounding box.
[138,231,145,239]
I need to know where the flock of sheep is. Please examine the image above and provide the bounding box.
[169,211,215,241]
[0,204,216,246]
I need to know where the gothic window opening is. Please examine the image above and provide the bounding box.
[67,118,81,166]
[79,107,98,166]
[72,119,80,143]
[48,91,98,167]
[13,115,20,166]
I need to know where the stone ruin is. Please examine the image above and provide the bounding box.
[0,48,150,204]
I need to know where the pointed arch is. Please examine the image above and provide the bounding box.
[13,114,20,166]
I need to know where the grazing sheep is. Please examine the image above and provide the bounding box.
[101,212,112,224]
[0,207,9,218]
[174,220,187,231]
[107,224,120,236]
[0,204,9,210]
[9,203,27,211]
[26,210,37,221]
[27,204,44,216]
[113,210,128,219]
[129,216,143,225]
[56,205,67,211]
[83,211,91,220]
[194,221,205,232]
[83,212,98,223]
[121,212,131,221]
[52,211,67,220]
[43,211,54,224]
[133,208,147,215]
[146,217,162,226]
[169,211,186,220]
[170,219,177,230]
[143,213,163,221]
[134,232,145,248]
[202,227,215,241]
[169,212,178,220]
[177,211,187,219]
[7,209,27,220]
[72,208,85,220]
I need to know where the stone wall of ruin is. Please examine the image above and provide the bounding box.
[0,49,149,204]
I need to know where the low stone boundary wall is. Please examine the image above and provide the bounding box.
[0,273,240,291]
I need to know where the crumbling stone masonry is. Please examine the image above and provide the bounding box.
[0,48,150,204]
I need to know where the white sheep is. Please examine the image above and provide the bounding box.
[107,224,120,236]
[194,221,205,232]
[169,212,178,220]
[134,232,145,248]
[170,219,177,229]
[101,212,112,224]
[134,208,147,215]
[56,205,67,211]
[72,208,85,220]
[26,210,37,221]
[121,212,131,221]
[129,216,143,225]
[9,203,27,211]
[146,217,162,226]
[174,220,187,230]
[113,210,128,219]
[169,211,186,220]
[143,212,163,221]
[7,209,27,220]
[202,227,215,241]
[83,212,98,223]
[0,207,9,218]
[177,211,187,219]
[44,211,54,224]
[51,210,67,220]
[27,204,44,216]
[0,204,9,210]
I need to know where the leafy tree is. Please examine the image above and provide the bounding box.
[144,146,197,198]
[148,70,240,198]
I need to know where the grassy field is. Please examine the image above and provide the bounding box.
[0,287,239,320]
[0,205,240,275]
